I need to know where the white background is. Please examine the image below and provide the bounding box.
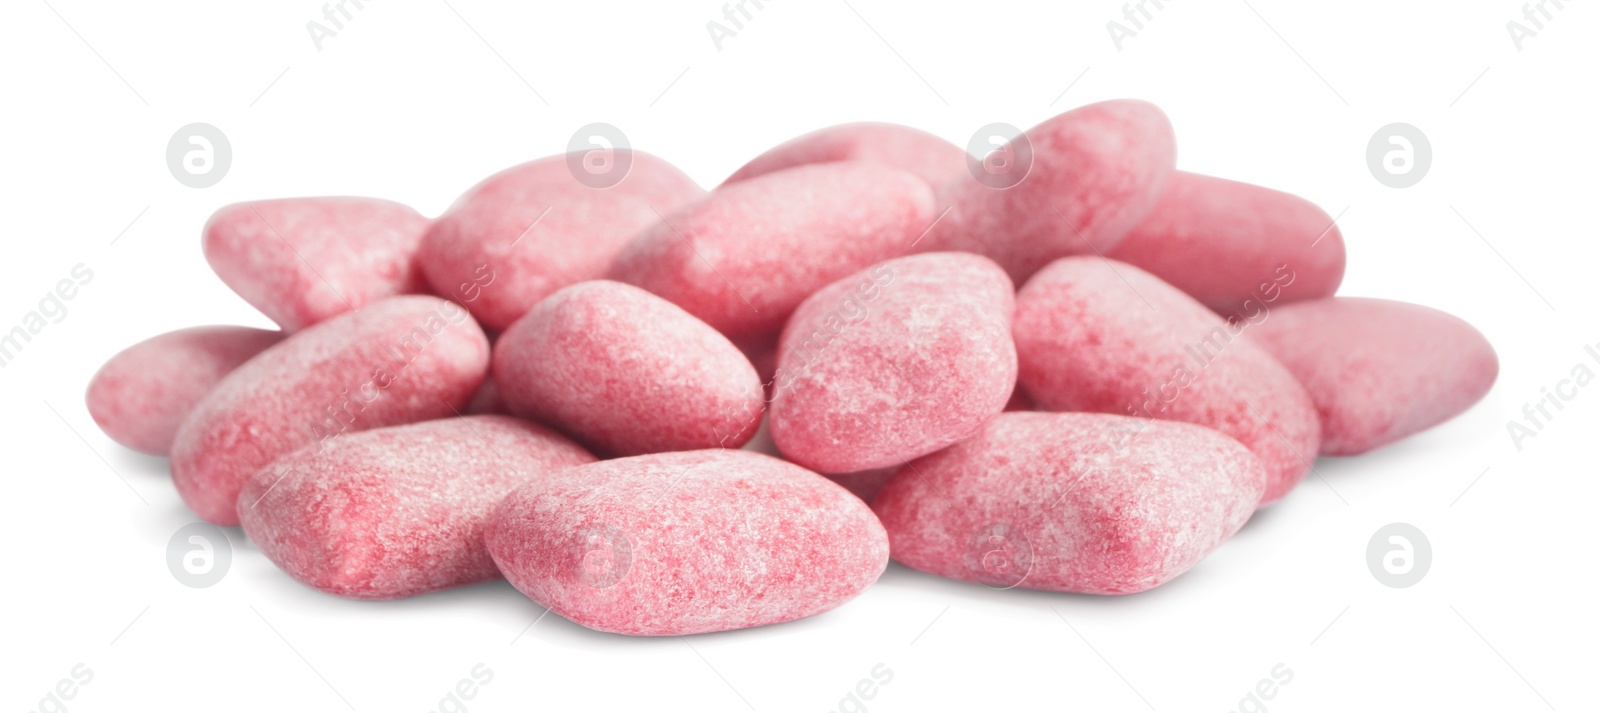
[1,1,1595,711]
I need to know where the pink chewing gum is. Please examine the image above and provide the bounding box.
[237,416,595,600]
[170,296,490,525]
[918,99,1176,282]
[203,197,430,331]
[1247,297,1498,455]
[721,122,966,187]
[86,326,284,456]
[609,162,936,343]
[485,449,889,636]
[493,280,763,456]
[1014,257,1319,504]
[1107,171,1346,317]
[419,153,704,331]
[873,412,1266,594]
[771,253,1016,473]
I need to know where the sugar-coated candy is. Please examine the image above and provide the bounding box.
[203,197,430,331]
[1013,257,1319,504]
[420,153,704,331]
[1248,297,1498,455]
[170,296,490,525]
[771,253,1016,473]
[721,122,965,187]
[493,280,763,456]
[86,326,283,455]
[873,412,1266,594]
[237,416,594,600]
[485,449,888,636]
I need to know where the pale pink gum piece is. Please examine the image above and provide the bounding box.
[203,197,430,331]
[170,296,490,525]
[918,99,1176,283]
[1247,297,1498,455]
[86,326,284,456]
[721,122,966,187]
[237,416,595,600]
[420,152,704,331]
[485,449,889,636]
[873,412,1266,594]
[1014,257,1319,504]
[609,162,936,343]
[771,253,1016,473]
[1108,171,1346,317]
[493,280,763,456]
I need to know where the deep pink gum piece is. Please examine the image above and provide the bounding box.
[1107,171,1347,317]
[493,280,764,456]
[873,412,1266,594]
[608,162,936,343]
[170,296,490,525]
[917,99,1176,283]
[203,197,431,331]
[1246,297,1499,455]
[721,122,966,188]
[419,152,704,332]
[1014,257,1319,504]
[85,326,283,456]
[485,449,889,636]
[771,253,1016,473]
[237,416,595,600]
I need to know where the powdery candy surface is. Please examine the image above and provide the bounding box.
[170,296,490,525]
[771,253,1016,473]
[494,280,763,456]
[420,152,704,331]
[203,197,430,331]
[1248,297,1498,455]
[610,162,936,343]
[1014,257,1320,504]
[86,326,283,455]
[874,412,1266,594]
[1108,171,1346,317]
[485,449,889,636]
[918,99,1176,282]
[238,416,595,600]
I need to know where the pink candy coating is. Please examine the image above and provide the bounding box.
[485,449,889,636]
[86,326,283,455]
[237,416,595,600]
[609,162,936,343]
[170,296,490,525]
[493,280,763,456]
[721,122,966,188]
[919,99,1176,282]
[1014,257,1319,504]
[203,197,430,331]
[1248,297,1498,455]
[419,152,704,331]
[771,253,1016,473]
[873,412,1266,594]
[1108,171,1346,317]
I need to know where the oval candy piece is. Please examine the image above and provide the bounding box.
[771,252,1016,473]
[873,412,1266,594]
[721,122,966,187]
[493,280,764,456]
[86,326,283,456]
[420,152,704,331]
[485,449,889,636]
[609,162,936,343]
[238,416,595,600]
[1247,297,1498,455]
[203,197,430,331]
[1013,257,1319,504]
[170,296,490,525]
[1107,171,1346,319]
